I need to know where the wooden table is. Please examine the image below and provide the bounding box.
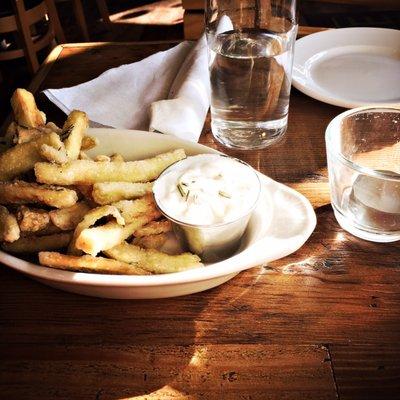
[1,40,399,400]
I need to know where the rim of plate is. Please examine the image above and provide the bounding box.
[0,129,316,287]
[292,27,400,108]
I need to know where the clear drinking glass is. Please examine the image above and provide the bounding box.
[326,107,400,242]
[205,0,298,149]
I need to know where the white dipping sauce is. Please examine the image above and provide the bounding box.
[153,154,260,226]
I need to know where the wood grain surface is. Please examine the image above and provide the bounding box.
[1,41,399,400]
[1,342,336,399]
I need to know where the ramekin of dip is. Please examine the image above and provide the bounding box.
[153,154,261,262]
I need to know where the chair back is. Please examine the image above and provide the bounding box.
[0,0,65,74]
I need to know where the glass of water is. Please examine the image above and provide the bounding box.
[205,0,298,149]
[326,107,400,242]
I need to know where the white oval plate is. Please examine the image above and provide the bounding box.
[292,27,400,108]
[0,129,316,298]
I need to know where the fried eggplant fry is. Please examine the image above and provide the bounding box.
[4,121,17,144]
[2,232,72,253]
[15,123,63,145]
[62,110,89,160]
[75,212,159,256]
[134,219,172,237]
[110,153,124,162]
[35,149,186,185]
[39,143,69,164]
[0,206,20,242]
[131,233,168,250]
[17,205,50,232]
[92,182,153,205]
[49,201,91,231]
[10,88,45,128]
[78,151,91,160]
[112,195,156,223]
[15,126,43,144]
[39,251,150,275]
[68,205,125,254]
[94,155,111,162]
[81,136,99,150]
[0,181,78,208]
[44,122,62,134]
[0,131,62,181]
[105,242,202,274]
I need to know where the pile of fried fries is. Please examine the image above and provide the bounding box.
[0,89,202,275]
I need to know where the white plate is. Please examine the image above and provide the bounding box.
[0,129,316,299]
[292,27,400,108]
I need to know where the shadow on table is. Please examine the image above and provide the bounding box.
[0,263,265,399]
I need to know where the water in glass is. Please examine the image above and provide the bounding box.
[209,29,295,149]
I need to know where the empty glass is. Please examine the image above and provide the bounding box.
[326,107,400,242]
[205,0,298,150]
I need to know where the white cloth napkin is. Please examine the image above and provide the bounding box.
[149,37,209,142]
[43,36,210,142]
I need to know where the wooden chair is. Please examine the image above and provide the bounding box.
[95,0,110,24]
[71,0,90,41]
[70,0,111,39]
[54,0,110,42]
[0,0,65,75]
